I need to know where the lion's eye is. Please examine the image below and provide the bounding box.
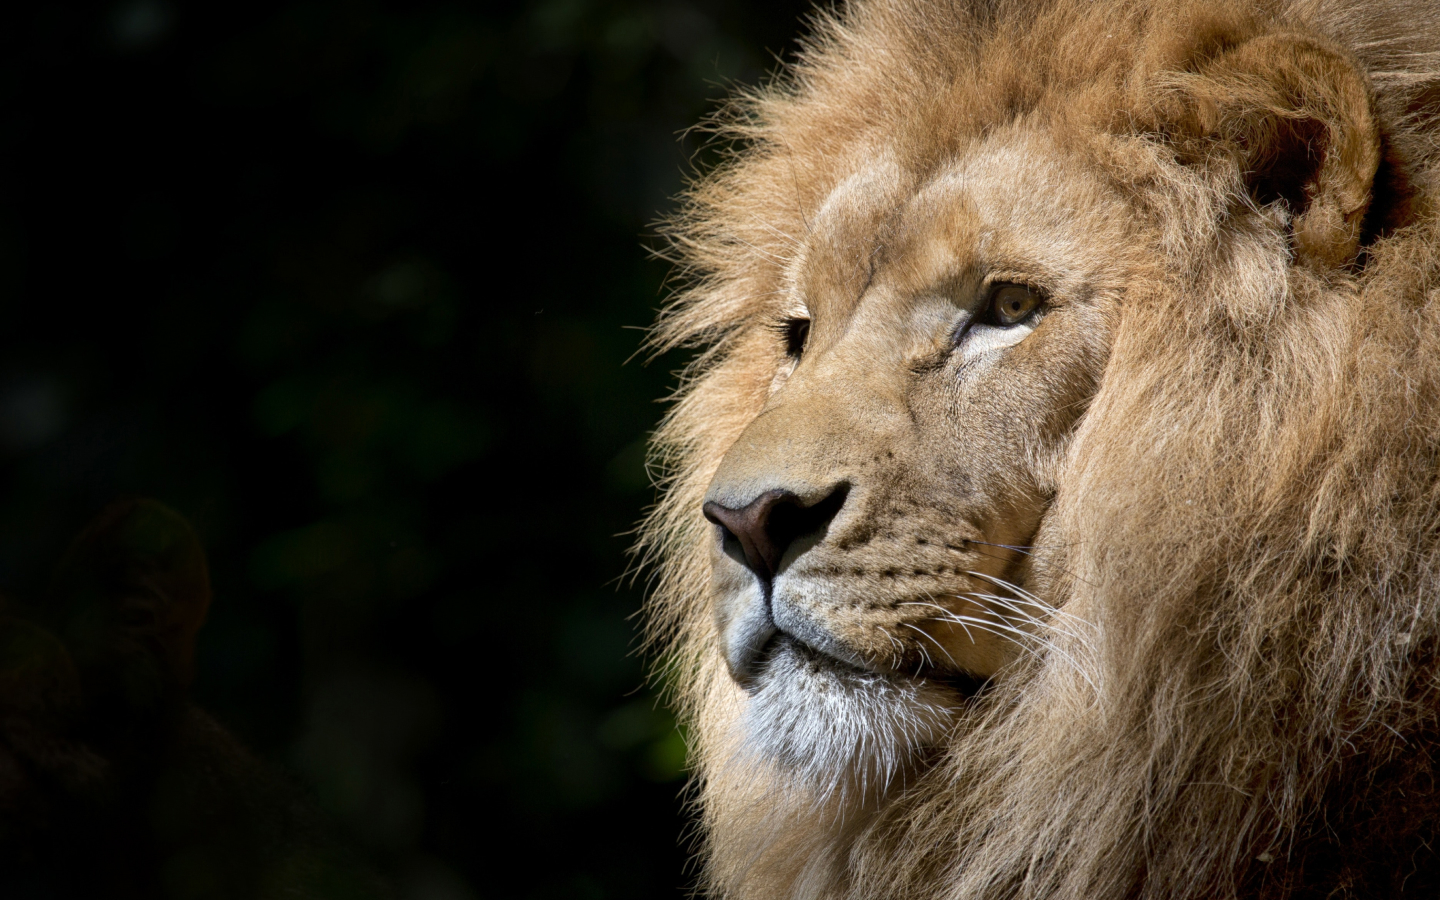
[782,317,811,359]
[987,283,1043,326]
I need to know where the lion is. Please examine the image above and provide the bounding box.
[639,0,1440,896]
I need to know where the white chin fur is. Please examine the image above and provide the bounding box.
[737,640,959,805]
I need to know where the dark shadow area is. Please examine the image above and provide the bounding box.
[0,0,812,895]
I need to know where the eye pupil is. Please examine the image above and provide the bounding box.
[784,318,810,358]
[990,283,1042,326]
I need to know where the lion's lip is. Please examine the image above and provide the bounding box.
[725,611,779,689]
[727,609,856,692]
[756,634,858,683]
[728,618,872,693]
[736,617,991,701]
[725,576,996,695]
[752,635,990,701]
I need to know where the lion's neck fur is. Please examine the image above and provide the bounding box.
[642,0,1440,897]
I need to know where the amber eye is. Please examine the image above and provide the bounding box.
[782,317,811,358]
[988,283,1043,326]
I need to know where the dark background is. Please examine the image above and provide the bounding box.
[0,0,809,895]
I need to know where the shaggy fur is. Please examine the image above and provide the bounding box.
[641,0,1440,897]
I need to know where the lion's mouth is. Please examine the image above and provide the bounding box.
[752,631,991,701]
[927,664,990,699]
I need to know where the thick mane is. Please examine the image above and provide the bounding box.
[641,0,1440,897]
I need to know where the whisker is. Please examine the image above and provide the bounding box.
[962,593,1087,641]
[947,538,1102,591]
[936,611,1097,691]
[902,599,979,645]
[964,538,1038,555]
[965,571,1096,631]
[965,570,1046,604]
[903,595,1084,650]
[902,621,959,667]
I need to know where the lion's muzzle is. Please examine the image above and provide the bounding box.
[703,485,849,685]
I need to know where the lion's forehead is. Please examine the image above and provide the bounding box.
[793,127,1129,320]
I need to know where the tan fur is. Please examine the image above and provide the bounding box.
[640,0,1440,897]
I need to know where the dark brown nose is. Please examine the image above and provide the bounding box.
[702,485,847,586]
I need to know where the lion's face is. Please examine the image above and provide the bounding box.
[702,128,1133,792]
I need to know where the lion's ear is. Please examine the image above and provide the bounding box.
[1146,33,1381,269]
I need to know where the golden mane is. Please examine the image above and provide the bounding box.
[640,0,1440,896]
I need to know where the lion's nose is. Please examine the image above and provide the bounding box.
[703,485,848,586]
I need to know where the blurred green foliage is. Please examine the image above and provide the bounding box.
[0,0,810,895]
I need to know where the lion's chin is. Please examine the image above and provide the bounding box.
[737,639,964,805]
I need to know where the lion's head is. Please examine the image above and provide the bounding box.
[699,135,1124,798]
[643,0,1440,897]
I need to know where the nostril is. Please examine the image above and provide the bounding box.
[702,483,849,584]
[763,484,847,564]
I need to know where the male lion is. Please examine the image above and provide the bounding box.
[641,0,1440,896]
